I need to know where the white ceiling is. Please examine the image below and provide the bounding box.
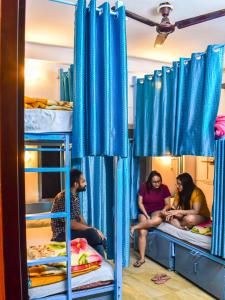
[26,0,225,62]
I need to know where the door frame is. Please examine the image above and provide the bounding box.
[0,0,28,299]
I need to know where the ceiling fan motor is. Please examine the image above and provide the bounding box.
[157,2,175,34]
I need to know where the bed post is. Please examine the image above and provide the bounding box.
[114,157,123,300]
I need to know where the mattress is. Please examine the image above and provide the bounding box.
[25,109,72,133]
[157,222,211,250]
[26,226,114,299]
[28,260,114,299]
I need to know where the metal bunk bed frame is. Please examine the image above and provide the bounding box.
[25,1,124,298]
[24,132,121,300]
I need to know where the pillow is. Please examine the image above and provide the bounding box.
[26,213,51,228]
[191,220,212,236]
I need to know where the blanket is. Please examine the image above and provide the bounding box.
[28,238,102,288]
[29,263,100,288]
[25,96,73,111]
[191,220,212,236]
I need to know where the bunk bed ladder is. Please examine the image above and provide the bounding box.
[25,133,72,300]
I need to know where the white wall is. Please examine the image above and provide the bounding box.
[25,59,69,100]
[25,42,168,124]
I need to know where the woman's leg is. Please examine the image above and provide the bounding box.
[167,213,184,229]
[71,228,105,257]
[137,214,148,263]
[168,217,183,229]
[131,215,164,236]
[180,215,208,229]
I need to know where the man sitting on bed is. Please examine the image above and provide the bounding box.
[51,169,106,257]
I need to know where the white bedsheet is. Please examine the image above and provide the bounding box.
[25,109,72,133]
[157,222,211,250]
[28,260,114,299]
[26,226,114,299]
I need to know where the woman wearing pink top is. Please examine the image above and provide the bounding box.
[132,170,171,267]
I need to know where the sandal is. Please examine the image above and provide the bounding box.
[133,260,145,268]
[151,273,171,284]
[130,228,135,239]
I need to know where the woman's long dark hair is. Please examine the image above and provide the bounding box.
[177,173,195,210]
[146,170,162,191]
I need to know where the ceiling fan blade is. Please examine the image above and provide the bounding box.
[175,9,225,29]
[154,33,169,47]
[125,9,159,27]
[111,6,159,27]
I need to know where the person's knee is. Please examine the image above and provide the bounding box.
[183,215,196,226]
[152,211,162,218]
[138,214,147,222]
[152,216,163,224]
[87,228,102,245]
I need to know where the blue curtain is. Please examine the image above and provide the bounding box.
[129,142,140,220]
[119,142,140,266]
[72,0,128,158]
[134,45,224,157]
[211,139,225,258]
[73,141,139,267]
[60,65,74,101]
[73,156,115,259]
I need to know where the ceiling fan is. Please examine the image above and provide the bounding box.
[113,2,225,48]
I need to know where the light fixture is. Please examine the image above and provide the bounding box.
[25,151,31,163]
[25,59,42,83]
[160,156,172,166]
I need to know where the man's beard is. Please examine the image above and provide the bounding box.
[77,185,86,192]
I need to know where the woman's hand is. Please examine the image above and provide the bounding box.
[165,210,180,221]
[145,214,151,220]
[161,208,168,216]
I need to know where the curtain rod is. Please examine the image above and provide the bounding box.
[49,0,77,6]
[49,0,124,8]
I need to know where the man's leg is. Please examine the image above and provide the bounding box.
[71,228,105,257]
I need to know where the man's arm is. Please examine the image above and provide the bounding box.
[71,219,106,239]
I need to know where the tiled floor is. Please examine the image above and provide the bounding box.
[122,251,215,300]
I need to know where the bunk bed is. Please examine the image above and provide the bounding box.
[135,225,225,299]
[25,133,118,300]
[132,42,225,298]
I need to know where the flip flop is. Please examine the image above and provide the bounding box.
[133,260,145,268]
[151,273,171,284]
